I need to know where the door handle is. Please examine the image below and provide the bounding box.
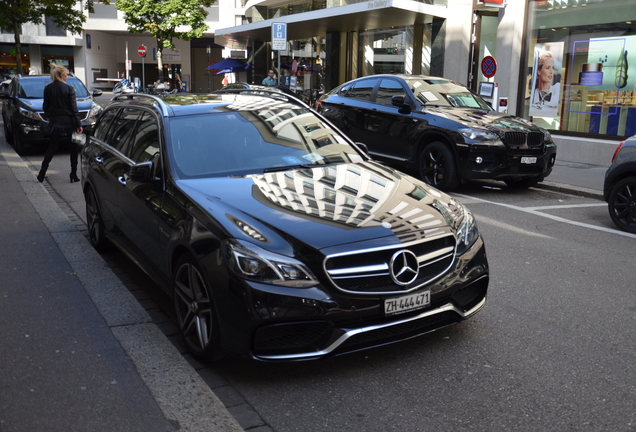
[118,176,127,186]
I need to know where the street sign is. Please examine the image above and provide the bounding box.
[138,45,147,57]
[481,56,497,78]
[271,23,287,51]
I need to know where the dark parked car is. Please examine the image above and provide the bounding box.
[604,135,636,233]
[0,74,103,155]
[317,74,557,191]
[81,91,489,362]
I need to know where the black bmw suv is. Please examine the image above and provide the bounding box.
[318,75,557,191]
[81,91,489,362]
[1,74,103,155]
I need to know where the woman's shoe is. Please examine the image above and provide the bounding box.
[70,173,80,183]
[37,173,45,183]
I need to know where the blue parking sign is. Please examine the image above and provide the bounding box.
[272,23,287,51]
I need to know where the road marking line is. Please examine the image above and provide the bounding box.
[454,193,636,239]
[526,203,607,211]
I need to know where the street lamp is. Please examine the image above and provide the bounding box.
[206,46,210,93]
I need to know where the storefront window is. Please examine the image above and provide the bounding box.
[0,44,29,76]
[525,0,636,138]
[359,26,414,76]
[276,37,326,101]
[41,46,74,74]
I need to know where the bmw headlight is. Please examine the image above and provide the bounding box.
[87,103,103,122]
[458,127,498,142]
[224,238,319,288]
[539,127,554,144]
[455,203,480,256]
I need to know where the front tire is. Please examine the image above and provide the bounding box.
[173,254,223,361]
[418,141,459,191]
[608,177,636,233]
[3,117,13,144]
[504,176,542,189]
[13,129,28,156]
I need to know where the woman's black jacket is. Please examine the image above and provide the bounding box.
[43,80,82,133]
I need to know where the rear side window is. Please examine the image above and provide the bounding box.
[93,109,118,141]
[107,108,141,153]
[347,79,378,102]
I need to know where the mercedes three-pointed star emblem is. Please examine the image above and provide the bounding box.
[389,250,419,286]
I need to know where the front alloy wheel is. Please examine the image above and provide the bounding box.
[85,188,109,251]
[608,176,636,233]
[419,141,459,191]
[173,255,223,361]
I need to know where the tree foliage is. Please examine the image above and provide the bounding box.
[115,0,216,82]
[0,0,102,75]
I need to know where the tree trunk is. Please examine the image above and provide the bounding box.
[13,18,24,75]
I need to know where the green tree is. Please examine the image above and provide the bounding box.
[0,0,101,75]
[115,0,216,83]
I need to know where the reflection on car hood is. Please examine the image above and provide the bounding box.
[426,107,540,132]
[18,98,95,112]
[176,161,465,251]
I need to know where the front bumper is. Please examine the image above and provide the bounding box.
[216,236,489,361]
[458,143,557,181]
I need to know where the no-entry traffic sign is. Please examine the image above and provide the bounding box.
[138,45,147,57]
[481,56,497,78]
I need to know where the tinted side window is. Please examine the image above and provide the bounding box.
[108,108,140,152]
[347,79,378,101]
[376,79,405,106]
[128,112,161,177]
[93,109,118,141]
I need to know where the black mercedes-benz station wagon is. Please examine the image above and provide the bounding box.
[81,91,489,362]
[317,75,557,191]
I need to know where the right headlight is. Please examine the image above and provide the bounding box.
[458,127,498,142]
[455,203,480,256]
[223,238,319,288]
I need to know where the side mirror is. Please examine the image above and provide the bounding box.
[129,161,153,182]
[354,142,370,156]
[92,89,103,97]
[391,95,411,114]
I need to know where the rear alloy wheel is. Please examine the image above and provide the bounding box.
[419,141,459,191]
[85,188,109,251]
[608,176,636,233]
[173,255,223,361]
[504,176,542,189]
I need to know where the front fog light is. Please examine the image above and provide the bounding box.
[475,157,483,164]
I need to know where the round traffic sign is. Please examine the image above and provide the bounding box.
[138,45,147,57]
[481,56,497,78]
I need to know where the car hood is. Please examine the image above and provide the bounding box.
[19,97,96,112]
[426,107,541,132]
[176,161,464,253]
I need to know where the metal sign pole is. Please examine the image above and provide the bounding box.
[278,50,281,86]
[142,55,145,91]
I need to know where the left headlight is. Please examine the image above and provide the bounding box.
[458,127,498,142]
[224,238,319,288]
[87,103,103,122]
[455,203,480,256]
[19,106,43,121]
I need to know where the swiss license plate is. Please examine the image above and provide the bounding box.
[521,157,537,164]
[384,291,430,316]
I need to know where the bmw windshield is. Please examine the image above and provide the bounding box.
[405,78,491,110]
[167,100,365,179]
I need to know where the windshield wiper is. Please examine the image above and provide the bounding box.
[263,163,316,173]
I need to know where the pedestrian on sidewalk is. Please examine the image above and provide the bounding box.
[38,65,83,183]
[262,70,277,86]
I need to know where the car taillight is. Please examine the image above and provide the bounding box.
[611,141,624,163]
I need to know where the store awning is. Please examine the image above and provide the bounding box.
[214,0,447,49]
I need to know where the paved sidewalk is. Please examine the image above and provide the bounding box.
[537,160,606,200]
[0,140,243,432]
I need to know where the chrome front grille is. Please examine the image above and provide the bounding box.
[324,235,456,295]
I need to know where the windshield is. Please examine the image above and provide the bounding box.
[168,103,365,179]
[18,77,89,99]
[405,78,491,110]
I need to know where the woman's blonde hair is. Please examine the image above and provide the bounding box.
[50,65,68,83]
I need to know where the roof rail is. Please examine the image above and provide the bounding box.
[211,88,310,109]
[111,93,171,116]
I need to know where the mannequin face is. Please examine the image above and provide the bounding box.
[538,57,554,88]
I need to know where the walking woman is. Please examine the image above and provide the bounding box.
[37,65,83,183]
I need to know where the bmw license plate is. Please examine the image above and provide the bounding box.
[521,157,537,164]
[384,291,430,316]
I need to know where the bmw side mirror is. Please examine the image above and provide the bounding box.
[129,161,153,182]
[391,95,411,114]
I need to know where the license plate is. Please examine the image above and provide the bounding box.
[384,291,430,316]
[521,157,537,164]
